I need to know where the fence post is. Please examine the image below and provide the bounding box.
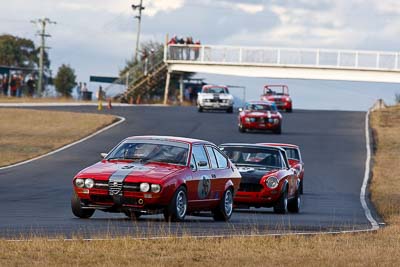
[316,49,320,66]
[376,53,380,69]
[337,51,341,67]
[277,49,281,64]
[239,47,242,63]
[355,52,359,68]
[163,71,171,105]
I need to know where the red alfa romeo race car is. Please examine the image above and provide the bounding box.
[238,101,282,134]
[71,136,241,222]
[261,85,292,112]
[259,143,304,194]
[219,143,300,214]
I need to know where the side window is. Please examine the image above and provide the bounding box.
[206,146,218,169]
[190,153,197,171]
[192,145,210,169]
[213,148,228,169]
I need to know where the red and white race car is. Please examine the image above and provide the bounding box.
[71,136,241,222]
[219,143,301,214]
[238,101,282,134]
[261,85,292,112]
[258,143,304,194]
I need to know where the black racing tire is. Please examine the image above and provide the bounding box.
[164,186,187,222]
[239,122,246,133]
[197,105,203,112]
[286,108,293,113]
[213,188,234,221]
[124,210,142,220]
[226,107,233,113]
[273,124,282,135]
[273,188,288,214]
[288,189,301,213]
[299,180,303,195]
[71,192,95,219]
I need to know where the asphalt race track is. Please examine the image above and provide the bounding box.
[0,106,378,238]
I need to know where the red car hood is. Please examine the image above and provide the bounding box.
[245,111,279,117]
[76,161,185,181]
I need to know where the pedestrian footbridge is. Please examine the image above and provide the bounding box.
[164,44,400,83]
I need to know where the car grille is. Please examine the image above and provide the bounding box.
[123,182,141,192]
[239,183,263,192]
[109,181,123,195]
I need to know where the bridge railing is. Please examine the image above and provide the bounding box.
[165,44,400,71]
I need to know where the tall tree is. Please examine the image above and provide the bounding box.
[54,64,76,97]
[0,34,49,69]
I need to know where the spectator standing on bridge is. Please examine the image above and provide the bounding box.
[185,37,193,60]
[168,35,178,60]
[177,37,185,60]
[194,40,201,60]
[2,75,9,96]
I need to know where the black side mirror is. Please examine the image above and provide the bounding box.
[197,161,208,167]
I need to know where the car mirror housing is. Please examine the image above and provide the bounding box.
[100,153,107,159]
[197,161,208,167]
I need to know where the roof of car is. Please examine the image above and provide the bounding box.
[259,143,299,149]
[202,84,227,89]
[219,143,286,152]
[125,136,214,145]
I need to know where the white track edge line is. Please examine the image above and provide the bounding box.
[0,116,126,171]
[360,109,379,230]
[3,110,380,241]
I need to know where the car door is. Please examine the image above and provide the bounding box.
[205,146,232,200]
[187,145,214,208]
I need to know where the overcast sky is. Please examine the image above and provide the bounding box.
[1,0,400,109]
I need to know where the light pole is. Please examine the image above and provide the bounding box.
[132,1,145,62]
[31,18,56,95]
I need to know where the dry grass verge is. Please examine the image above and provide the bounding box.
[1,106,400,266]
[0,108,117,167]
[0,96,85,103]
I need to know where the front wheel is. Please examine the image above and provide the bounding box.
[71,192,95,219]
[273,124,282,134]
[273,188,288,214]
[197,104,203,112]
[164,186,187,222]
[299,180,303,195]
[213,188,234,221]
[226,107,233,113]
[238,122,246,133]
[288,190,301,213]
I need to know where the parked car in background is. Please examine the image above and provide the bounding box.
[261,85,292,112]
[258,143,304,194]
[238,101,282,134]
[219,143,301,214]
[71,136,241,222]
[197,85,234,113]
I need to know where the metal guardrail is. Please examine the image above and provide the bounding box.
[165,44,400,71]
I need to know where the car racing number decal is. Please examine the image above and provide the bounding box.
[197,175,211,199]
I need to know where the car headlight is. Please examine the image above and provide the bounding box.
[266,176,279,189]
[75,178,85,188]
[151,184,161,193]
[245,117,250,122]
[84,178,94,188]
[140,182,150,192]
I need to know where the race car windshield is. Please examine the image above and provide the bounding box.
[203,87,229,94]
[247,104,277,112]
[106,140,189,166]
[220,146,284,169]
